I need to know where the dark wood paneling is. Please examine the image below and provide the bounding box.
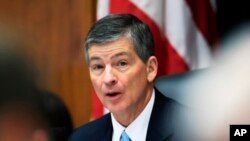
[0,0,96,128]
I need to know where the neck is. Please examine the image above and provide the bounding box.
[113,86,153,127]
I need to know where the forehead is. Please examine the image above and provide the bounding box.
[88,37,136,59]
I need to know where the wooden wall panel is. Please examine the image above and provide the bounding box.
[0,0,96,128]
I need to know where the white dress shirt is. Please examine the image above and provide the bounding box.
[111,89,155,141]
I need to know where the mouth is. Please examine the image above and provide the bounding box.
[106,92,121,97]
[105,91,122,101]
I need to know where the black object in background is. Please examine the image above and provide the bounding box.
[217,0,250,40]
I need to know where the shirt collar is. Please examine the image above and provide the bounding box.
[111,89,155,141]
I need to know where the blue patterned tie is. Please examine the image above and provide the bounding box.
[120,130,131,141]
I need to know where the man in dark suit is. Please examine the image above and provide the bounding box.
[69,14,183,141]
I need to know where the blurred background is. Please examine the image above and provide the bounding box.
[0,0,249,129]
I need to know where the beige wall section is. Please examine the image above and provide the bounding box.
[0,0,96,128]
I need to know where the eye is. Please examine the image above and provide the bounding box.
[116,60,129,71]
[92,64,104,70]
[90,64,104,74]
[118,60,128,67]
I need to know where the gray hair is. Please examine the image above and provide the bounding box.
[84,14,154,64]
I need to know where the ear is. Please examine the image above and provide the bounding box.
[146,56,158,82]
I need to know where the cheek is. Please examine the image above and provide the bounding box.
[90,79,106,105]
[90,75,103,94]
[124,68,148,93]
[90,72,101,86]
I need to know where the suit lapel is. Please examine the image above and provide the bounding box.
[98,113,113,141]
[146,88,174,141]
[102,123,113,141]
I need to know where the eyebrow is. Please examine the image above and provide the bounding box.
[111,52,131,60]
[88,51,131,64]
[89,56,101,64]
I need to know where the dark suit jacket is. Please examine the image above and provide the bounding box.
[69,88,183,141]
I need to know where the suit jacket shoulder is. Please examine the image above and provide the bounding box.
[146,88,184,141]
[69,113,113,141]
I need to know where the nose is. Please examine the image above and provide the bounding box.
[103,66,117,86]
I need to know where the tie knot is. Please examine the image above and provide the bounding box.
[120,130,131,141]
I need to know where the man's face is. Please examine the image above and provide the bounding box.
[88,36,157,116]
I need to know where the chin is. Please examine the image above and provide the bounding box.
[107,105,127,115]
